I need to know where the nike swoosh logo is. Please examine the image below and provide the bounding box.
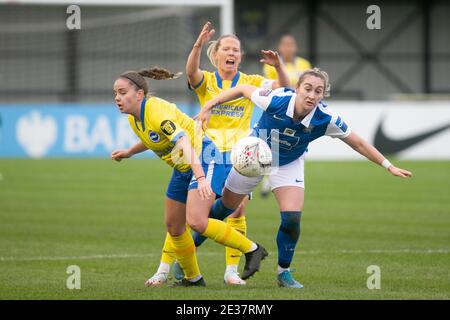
[374,118,450,155]
[295,179,303,183]
[273,115,284,121]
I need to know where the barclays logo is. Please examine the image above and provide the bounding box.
[16,111,57,158]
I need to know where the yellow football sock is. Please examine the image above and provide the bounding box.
[201,218,253,253]
[225,216,247,267]
[160,224,191,265]
[160,232,176,265]
[170,228,201,280]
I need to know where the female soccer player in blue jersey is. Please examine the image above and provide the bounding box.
[149,21,290,286]
[260,34,312,198]
[111,67,268,287]
[196,67,413,288]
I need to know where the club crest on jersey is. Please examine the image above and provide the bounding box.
[206,86,218,93]
[160,120,176,136]
[283,128,296,136]
[149,131,160,143]
[259,89,272,97]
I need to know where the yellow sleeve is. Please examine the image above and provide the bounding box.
[244,74,276,91]
[247,74,265,87]
[189,70,207,96]
[263,64,278,80]
[151,102,186,144]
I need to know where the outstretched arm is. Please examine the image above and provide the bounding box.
[195,84,258,129]
[205,84,258,110]
[111,141,147,162]
[186,21,215,88]
[342,132,412,178]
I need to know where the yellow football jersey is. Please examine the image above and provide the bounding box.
[128,96,202,172]
[264,56,311,87]
[191,70,273,152]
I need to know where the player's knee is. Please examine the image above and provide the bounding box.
[221,192,243,210]
[228,203,245,218]
[186,218,208,234]
[280,211,301,239]
[166,222,186,237]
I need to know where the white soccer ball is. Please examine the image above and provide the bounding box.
[231,136,272,177]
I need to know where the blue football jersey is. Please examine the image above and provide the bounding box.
[250,87,351,166]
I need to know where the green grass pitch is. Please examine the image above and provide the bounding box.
[0,159,449,299]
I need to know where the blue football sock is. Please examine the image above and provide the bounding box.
[276,211,301,268]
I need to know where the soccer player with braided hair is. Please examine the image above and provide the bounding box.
[111,66,268,287]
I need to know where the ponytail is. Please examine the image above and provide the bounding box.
[138,66,182,80]
[119,66,182,97]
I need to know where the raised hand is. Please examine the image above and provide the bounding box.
[260,50,282,68]
[194,21,216,48]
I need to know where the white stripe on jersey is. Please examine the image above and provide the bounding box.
[251,87,294,111]
[318,104,352,138]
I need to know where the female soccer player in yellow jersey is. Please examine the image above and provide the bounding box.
[151,21,290,286]
[111,67,268,287]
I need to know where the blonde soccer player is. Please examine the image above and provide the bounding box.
[111,67,268,287]
[196,67,412,288]
[260,34,312,198]
[147,22,290,286]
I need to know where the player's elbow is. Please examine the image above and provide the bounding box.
[344,133,364,151]
[237,85,256,99]
[353,139,365,151]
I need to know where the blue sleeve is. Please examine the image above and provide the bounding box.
[266,95,292,115]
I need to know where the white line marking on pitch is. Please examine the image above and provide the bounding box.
[0,248,448,262]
